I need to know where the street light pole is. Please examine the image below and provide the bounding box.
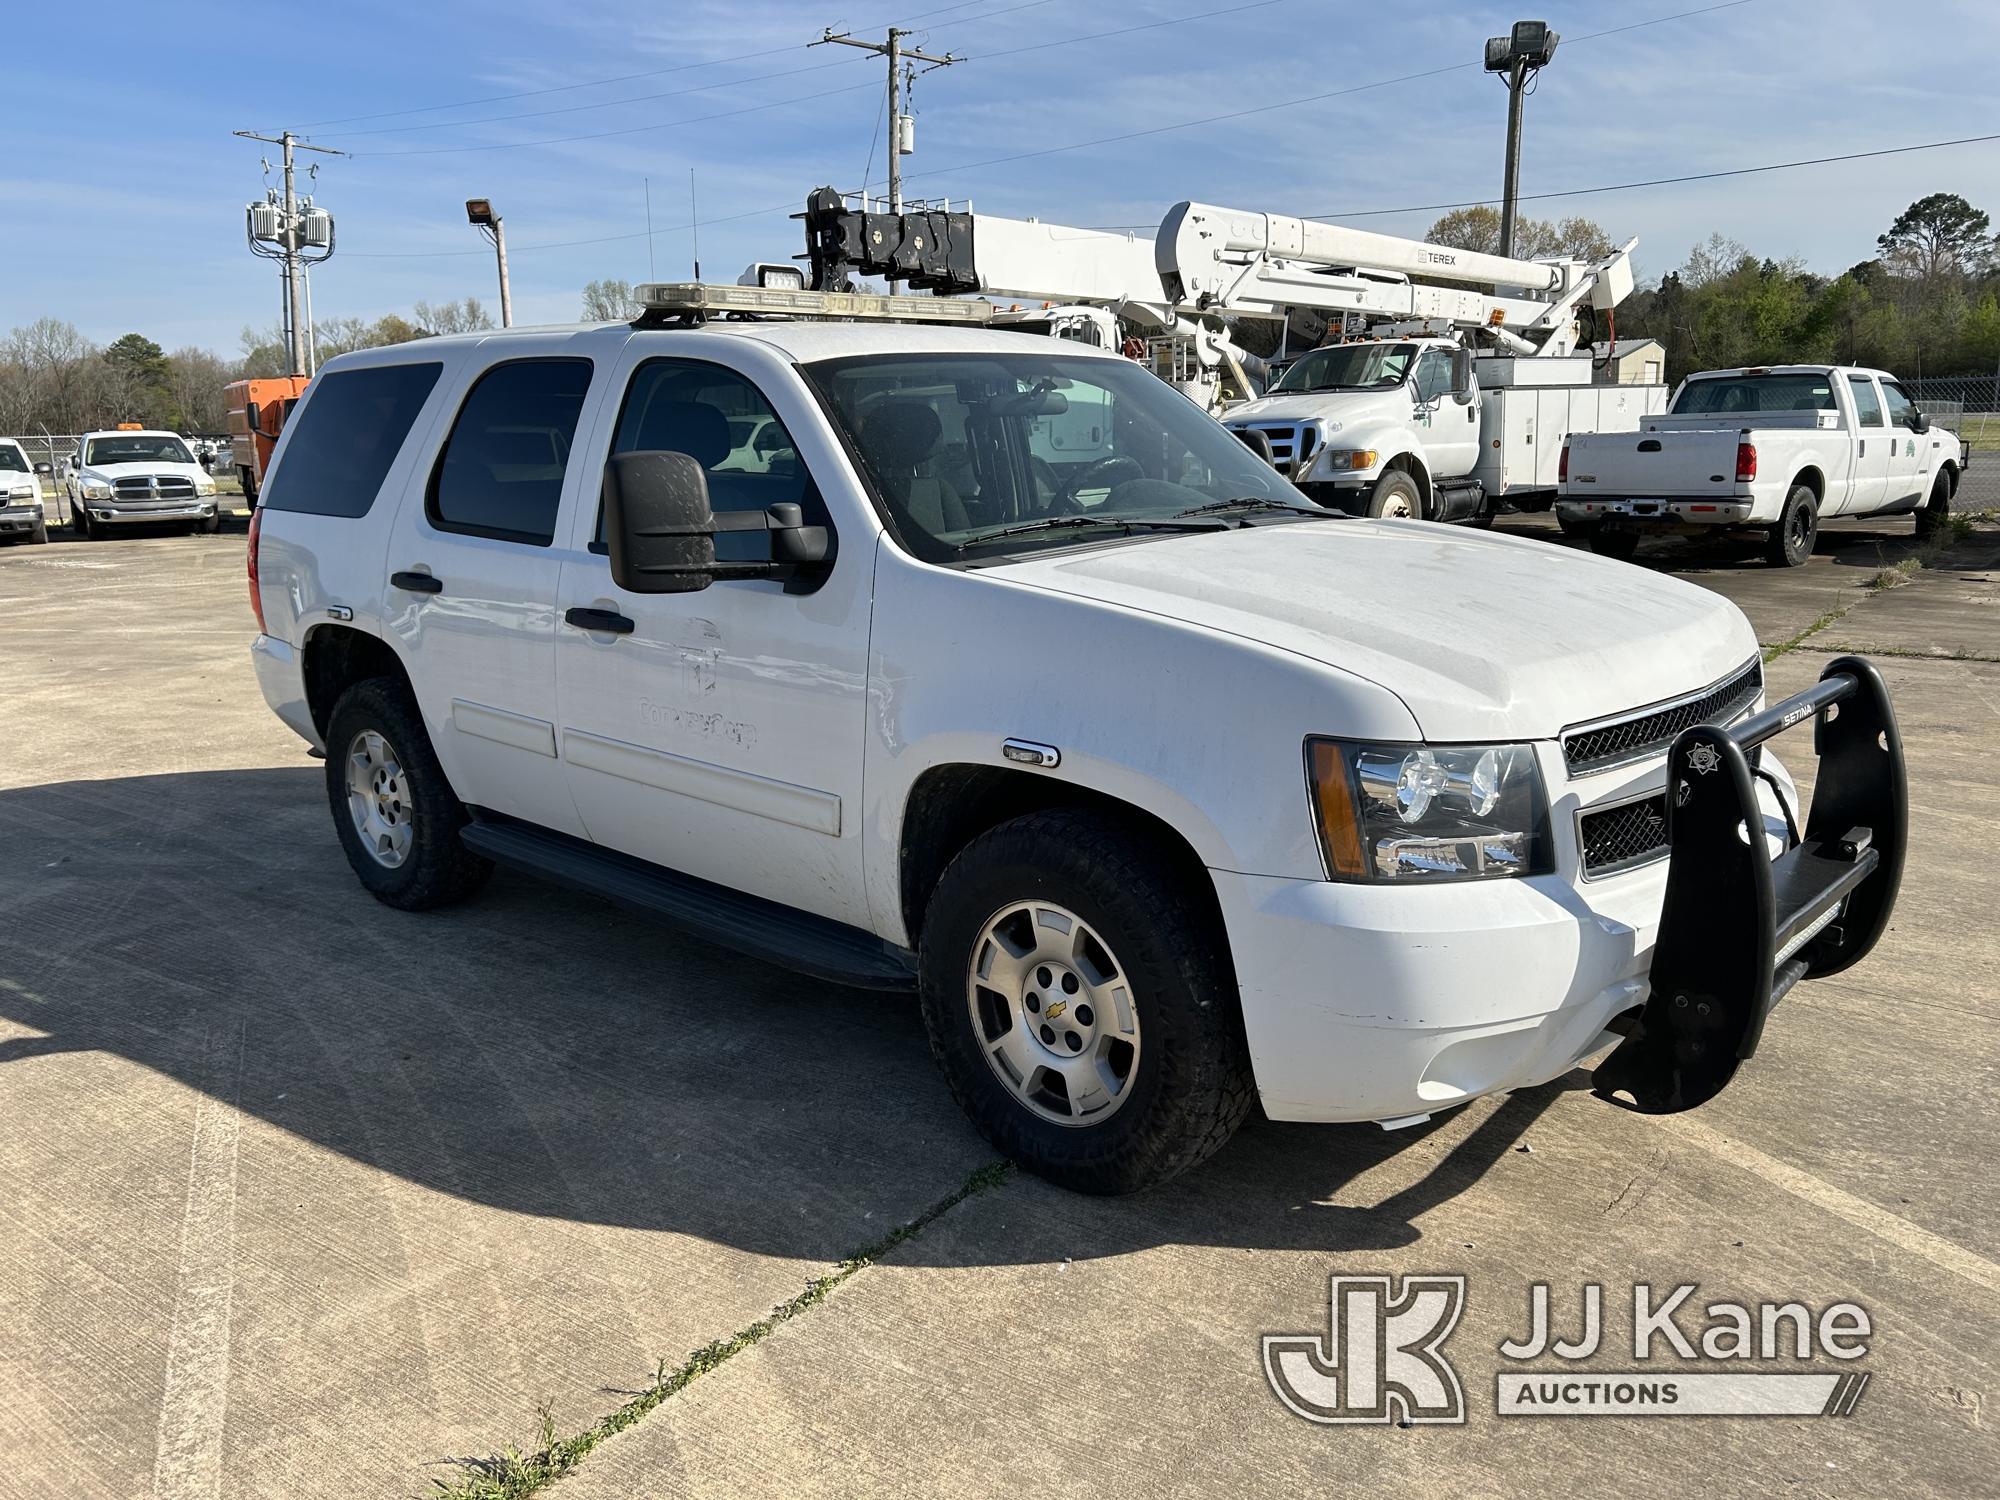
[465,199,513,327]
[1482,21,1560,261]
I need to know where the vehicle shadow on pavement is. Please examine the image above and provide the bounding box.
[0,765,1568,1266]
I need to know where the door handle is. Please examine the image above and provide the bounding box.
[390,570,442,594]
[564,606,635,636]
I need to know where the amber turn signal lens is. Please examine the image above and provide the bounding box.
[1309,739,1367,879]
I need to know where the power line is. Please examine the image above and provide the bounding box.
[296,0,1049,132]
[1288,132,2000,224]
[900,0,1758,195]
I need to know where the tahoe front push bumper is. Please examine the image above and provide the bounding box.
[1593,655,1906,1113]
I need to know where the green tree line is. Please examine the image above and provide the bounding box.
[1427,194,2000,381]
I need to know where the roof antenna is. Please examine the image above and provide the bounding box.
[689,168,701,283]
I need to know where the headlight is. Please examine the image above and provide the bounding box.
[1306,739,1550,881]
[1314,448,1379,474]
[8,483,32,499]
[195,476,216,495]
[82,479,112,498]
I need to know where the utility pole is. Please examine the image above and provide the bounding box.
[815,27,959,212]
[1481,22,1559,260]
[235,130,345,376]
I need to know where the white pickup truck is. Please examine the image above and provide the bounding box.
[1557,364,1965,566]
[246,284,1908,1193]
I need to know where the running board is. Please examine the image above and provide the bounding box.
[460,816,919,992]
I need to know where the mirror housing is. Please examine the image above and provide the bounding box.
[1911,410,1931,434]
[1450,347,1476,404]
[603,450,830,594]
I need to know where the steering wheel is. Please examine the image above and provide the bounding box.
[1051,455,1146,513]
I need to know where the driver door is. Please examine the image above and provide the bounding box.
[1411,348,1478,476]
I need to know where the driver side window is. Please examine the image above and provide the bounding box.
[1413,350,1452,403]
[1879,380,1916,429]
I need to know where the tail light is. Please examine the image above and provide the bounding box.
[1735,442,1757,482]
[247,507,266,634]
[1558,442,1570,482]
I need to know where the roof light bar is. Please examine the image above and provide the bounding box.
[634,281,994,324]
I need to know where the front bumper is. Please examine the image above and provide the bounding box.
[0,502,43,532]
[84,500,216,523]
[1217,659,1905,1124]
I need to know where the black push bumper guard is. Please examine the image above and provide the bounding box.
[1593,655,1907,1113]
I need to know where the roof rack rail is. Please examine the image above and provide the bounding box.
[631,281,994,329]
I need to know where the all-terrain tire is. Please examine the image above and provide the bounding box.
[1764,483,1818,568]
[918,809,1255,1195]
[324,677,492,911]
[1914,470,1952,540]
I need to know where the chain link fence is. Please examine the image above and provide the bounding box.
[1907,375,2000,452]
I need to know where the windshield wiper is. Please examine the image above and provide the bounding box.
[1173,496,1337,520]
[956,513,1227,549]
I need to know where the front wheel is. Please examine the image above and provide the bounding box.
[1764,484,1818,568]
[197,511,221,534]
[28,518,47,544]
[1914,471,1952,540]
[1365,469,1424,519]
[918,810,1254,1195]
[324,677,492,910]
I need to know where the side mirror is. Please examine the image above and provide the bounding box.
[1450,348,1476,403]
[603,450,829,594]
[1911,411,1931,434]
[34,461,52,476]
[604,450,720,594]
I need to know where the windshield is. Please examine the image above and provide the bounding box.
[85,434,195,466]
[806,351,1307,561]
[0,446,27,473]
[1672,373,1836,415]
[1272,342,1416,394]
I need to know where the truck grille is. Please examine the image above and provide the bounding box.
[1234,423,1317,478]
[1562,659,1762,776]
[1579,793,1669,877]
[111,474,197,501]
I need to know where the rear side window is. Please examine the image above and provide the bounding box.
[262,363,442,518]
[430,358,592,545]
[1847,375,1884,427]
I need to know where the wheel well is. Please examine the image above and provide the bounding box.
[1383,452,1432,506]
[1939,460,1960,497]
[1791,467,1825,501]
[302,625,411,738]
[898,765,1220,949]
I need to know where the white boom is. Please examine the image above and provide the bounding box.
[1156,200,1636,358]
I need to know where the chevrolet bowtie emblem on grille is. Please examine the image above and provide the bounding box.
[1044,1000,1067,1021]
[1686,741,1721,776]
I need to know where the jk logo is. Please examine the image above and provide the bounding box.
[1263,1275,1467,1425]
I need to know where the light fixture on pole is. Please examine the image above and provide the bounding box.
[465,198,513,328]
[1483,20,1559,260]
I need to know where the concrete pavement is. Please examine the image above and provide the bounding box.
[0,510,1993,1498]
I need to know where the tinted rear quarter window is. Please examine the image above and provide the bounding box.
[429,358,593,545]
[262,363,443,518]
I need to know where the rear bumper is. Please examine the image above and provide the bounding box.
[252,634,321,751]
[1557,496,1760,525]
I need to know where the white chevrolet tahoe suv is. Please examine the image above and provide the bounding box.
[64,428,221,537]
[248,286,1908,1193]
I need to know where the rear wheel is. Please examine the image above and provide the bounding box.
[238,468,258,508]
[1590,525,1640,561]
[1764,484,1818,568]
[1365,469,1423,520]
[918,809,1254,1195]
[1556,512,1593,537]
[324,677,492,910]
[1914,470,1952,540]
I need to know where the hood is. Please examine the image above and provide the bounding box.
[84,459,204,478]
[992,521,1758,742]
[1228,389,1398,427]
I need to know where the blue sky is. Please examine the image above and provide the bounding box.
[4,0,1996,355]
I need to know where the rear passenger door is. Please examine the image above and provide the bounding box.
[1841,373,1891,514]
[385,346,607,838]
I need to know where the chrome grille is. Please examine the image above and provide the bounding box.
[1562,660,1762,776]
[1234,423,1317,478]
[1579,793,1669,877]
[110,474,196,502]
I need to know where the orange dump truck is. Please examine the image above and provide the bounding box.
[225,375,309,505]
